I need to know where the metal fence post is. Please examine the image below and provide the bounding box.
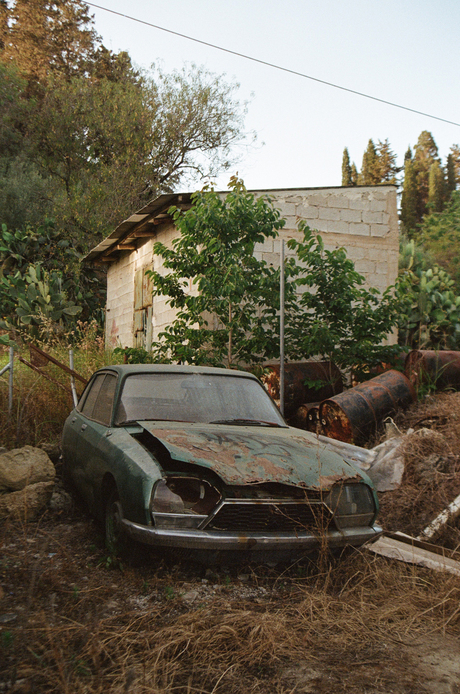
[8,346,14,417]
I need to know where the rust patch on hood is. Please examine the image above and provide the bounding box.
[140,423,367,489]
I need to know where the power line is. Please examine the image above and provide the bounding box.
[87,2,460,128]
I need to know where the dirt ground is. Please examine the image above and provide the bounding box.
[1,393,460,693]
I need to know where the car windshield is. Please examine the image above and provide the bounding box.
[114,372,285,426]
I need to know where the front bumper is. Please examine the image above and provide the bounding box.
[121,518,382,552]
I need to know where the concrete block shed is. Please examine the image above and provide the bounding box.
[84,185,399,350]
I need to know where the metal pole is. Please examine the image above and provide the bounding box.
[69,349,78,407]
[280,240,285,417]
[8,346,14,417]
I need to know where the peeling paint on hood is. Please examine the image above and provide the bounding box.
[140,422,366,489]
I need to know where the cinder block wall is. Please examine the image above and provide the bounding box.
[105,185,399,349]
[255,186,399,295]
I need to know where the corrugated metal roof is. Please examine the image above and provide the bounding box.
[83,192,192,262]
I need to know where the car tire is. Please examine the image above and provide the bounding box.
[104,488,126,555]
[104,487,143,565]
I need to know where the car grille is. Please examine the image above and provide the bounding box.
[204,500,334,532]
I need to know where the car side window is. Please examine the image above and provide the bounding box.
[93,374,117,426]
[80,373,117,425]
[80,374,105,419]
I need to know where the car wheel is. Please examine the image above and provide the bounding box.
[104,488,144,565]
[104,488,126,556]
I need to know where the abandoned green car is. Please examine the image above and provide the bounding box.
[62,364,381,561]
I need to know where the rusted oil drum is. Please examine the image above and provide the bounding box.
[305,404,321,434]
[288,402,321,432]
[405,350,460,391]
[263,362,342,416]
[319,370,416,445]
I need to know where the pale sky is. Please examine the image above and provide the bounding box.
[87,0,460,192]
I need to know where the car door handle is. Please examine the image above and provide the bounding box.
[81,424,87,431]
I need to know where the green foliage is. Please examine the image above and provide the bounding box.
[286,224,402,377]
[358,139,379,185]
[352,138,399,187]
[400,156,418,237]
[341,147,353,186]
[0,1,250,250]
[414,130,440,222]
[1,0,97,84]
[0,262,82,333]
[113,346,154,364]
[428,160,445,213]
[0,221,105,337]
[148,180,402,375]
[397,240,460,349]
[446,152,457,196]
[420,191,460,291]
[146,177,286,368]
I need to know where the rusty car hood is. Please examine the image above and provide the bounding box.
[139,421,366,489]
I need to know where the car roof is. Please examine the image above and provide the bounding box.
[95,364,260,380]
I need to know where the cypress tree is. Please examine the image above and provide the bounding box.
[428,161,445,213]
[376,139,399,184]
[413,131,439,222]
[351,163,358,185]
[400,158,418,237]
[341,147,353,186]
[358,139,379,185]
[446,153,457,197]
[449,145,460,187]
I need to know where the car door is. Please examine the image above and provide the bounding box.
[68,371,118,513]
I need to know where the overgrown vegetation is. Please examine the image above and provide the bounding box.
[0,329,111,448]
[148,178,403,374]
[147,177,287,368]
[0,0,251,341]
[398,237,460,350]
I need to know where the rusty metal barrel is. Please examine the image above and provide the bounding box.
[405,350,460,391]
[263,362,342,417]
[289,402,321,432]
[319,370,416,445]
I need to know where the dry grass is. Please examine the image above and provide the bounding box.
[380,391,460,547]
[3,366,460,691]
[0,337,116,449]
[2,508,460,694]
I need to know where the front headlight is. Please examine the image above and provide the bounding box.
[150,477,221,529]
[325,484,376,529]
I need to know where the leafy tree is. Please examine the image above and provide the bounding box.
[0,0,97,84]
[397,239,460,350]
[286,224,401,378]
[0,221,105,332]
[341,147,353,186]
[420,191,460,290]
[146,178,287,368]
[22,65,248,246]
[0,61,28,157]
[0,263,82,338]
